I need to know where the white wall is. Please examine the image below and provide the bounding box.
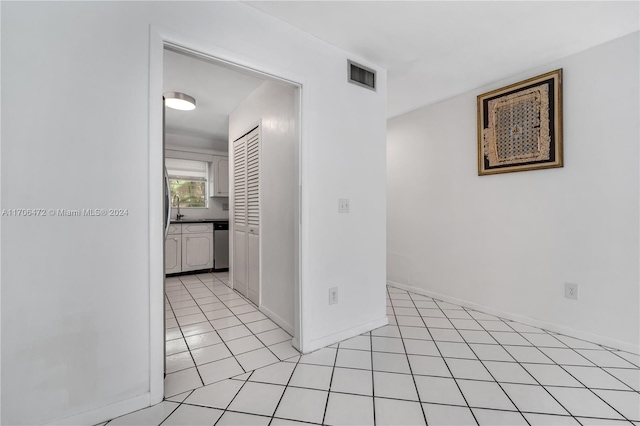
[387,33,639,351]
[1,2,387,425]
[229,80,298,333]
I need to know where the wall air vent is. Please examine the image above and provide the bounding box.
[348,60,376,91]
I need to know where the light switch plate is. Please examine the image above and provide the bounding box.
[338,199,350,213]
[329,287,338,305]
[564,282,579,300]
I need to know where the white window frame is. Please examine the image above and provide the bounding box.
[166,158,209,209]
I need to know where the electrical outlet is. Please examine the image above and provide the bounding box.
[329,287,338,305]
[222,203,229,211]
[564,282,579,300]
[338,199,350,213]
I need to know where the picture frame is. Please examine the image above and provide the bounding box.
[477,69,563,175]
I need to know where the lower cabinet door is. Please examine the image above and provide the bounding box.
[165,235,182,274]
[182,232,214,272]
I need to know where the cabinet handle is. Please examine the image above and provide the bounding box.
[174,238,178,242]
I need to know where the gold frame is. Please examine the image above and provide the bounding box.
[477,69,563,175]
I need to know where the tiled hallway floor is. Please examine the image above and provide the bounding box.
[104,283,640,425]
[162,272,299,398]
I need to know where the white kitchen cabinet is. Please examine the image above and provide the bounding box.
[165,226,182,274]
[181,232,214,272]
[182,223,213,234]
[165,223,214,275]
[210,155,229,197]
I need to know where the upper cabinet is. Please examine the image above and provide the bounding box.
[210,155,229,197]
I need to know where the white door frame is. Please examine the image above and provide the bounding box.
[148,26,305,404]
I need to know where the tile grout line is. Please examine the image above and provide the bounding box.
[257,351,640,393]
[212,370,254,426]
[179,388,635,423]
[502,316,639,388]
[239,373,637,400]
[432,298,543,425]
[157,388,196,426]
[386,285,640,359]
[529,326,640,393]
[387,287,432,426]
[436,297,584,424]
[369,328,377,426]
[497,315,636,422]
[119,277,292,425]
[398,289,639,424]
[168,280,635,422]
[198,274,295,365]
[396,290,480,426]
[321,339,341,425]
[178,277,247,377]
[455,303,623,424]
[123,283,639,425]
[268,352,304,424]
[165,284,206,388]
[383,288,640,424]
[164,275,270,397]
[311,341,638,370]
[178,273,296,383]
[429,298,536,425]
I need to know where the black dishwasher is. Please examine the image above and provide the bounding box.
[213,221,229,271]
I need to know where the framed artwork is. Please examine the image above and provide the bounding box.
[477,69,563,175]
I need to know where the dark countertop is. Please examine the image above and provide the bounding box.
[170,218,229,224]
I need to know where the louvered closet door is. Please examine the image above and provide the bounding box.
[232,126,260,305]
[233,136,248,298]
[246,129,260,305]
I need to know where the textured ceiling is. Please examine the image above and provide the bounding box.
[246,1,639,117]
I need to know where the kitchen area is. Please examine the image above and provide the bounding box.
[165,214,229,275]
[162,47,265,279]
[164,155,230,276]
[160,45,301,394]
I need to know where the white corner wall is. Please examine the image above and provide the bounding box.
[229,80,299,333]
[1,2,387,424]
[387,33,639,352]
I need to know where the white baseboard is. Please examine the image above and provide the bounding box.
[305,316,389,354]
[291,338,301,352]
[47,392,150,426]
[260,304,295,336]
[387,281,639,354]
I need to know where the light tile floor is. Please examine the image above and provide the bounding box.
[104,283,640,425]
[163,272,300,398]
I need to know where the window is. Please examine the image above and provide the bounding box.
[166,158,208,208]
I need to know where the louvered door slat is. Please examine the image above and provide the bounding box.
[233,138,247,227]
[246,130,260,229]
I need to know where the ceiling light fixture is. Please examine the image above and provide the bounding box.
[164,92,196,111]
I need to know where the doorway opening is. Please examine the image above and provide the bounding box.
[158,43,302,399]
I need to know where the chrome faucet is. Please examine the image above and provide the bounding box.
[174,195,185,220]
